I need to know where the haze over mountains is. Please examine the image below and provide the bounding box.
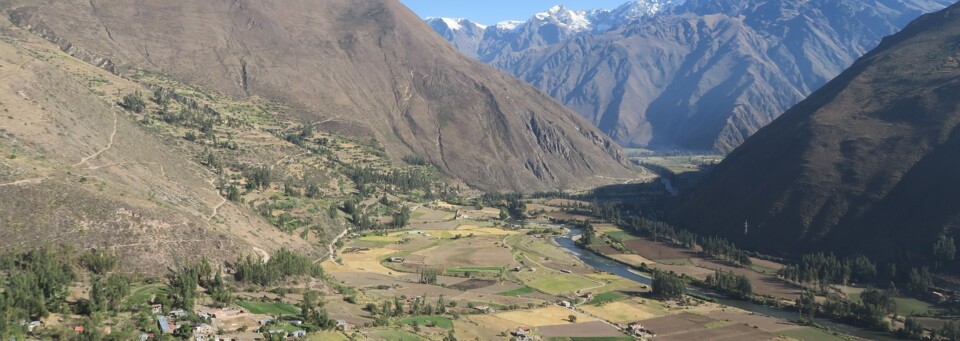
[427,0,954,152]
[6,0,634,192]
[674,0,960,260]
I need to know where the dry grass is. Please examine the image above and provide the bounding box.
[494,306,596,327]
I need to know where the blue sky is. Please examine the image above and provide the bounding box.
[399,0,627,25]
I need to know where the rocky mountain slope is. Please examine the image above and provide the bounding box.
[428,0,953,152]
[3,0,634,192]
[0,18,329,273]
[673,1,960,260]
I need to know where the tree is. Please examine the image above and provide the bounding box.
[568,314,577,323]
[942,320,960,341]
[857,288,896,329]
[797,290,816,322]
[80,249,118,275]
[393,206,412,228]
[906,267,932,297]
[934,234,956,269]
[91,274,130,312]
[652,271,685,300]
[120,91,146,113]
[900,316,924,339]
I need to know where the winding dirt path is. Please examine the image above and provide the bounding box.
[74,110,118,167]
[207,197,227,221]
[0,177,44,187]
[325,227,350,261]
[252,247,270,263]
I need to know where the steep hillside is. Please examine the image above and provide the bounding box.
[673,1,960,260]
[429,0,952,152]
[0,18,330,273]
[3,0,634,192]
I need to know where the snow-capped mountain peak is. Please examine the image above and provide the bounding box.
[424,17,486,31]
[612,0,685,21]
[531,5,599,32]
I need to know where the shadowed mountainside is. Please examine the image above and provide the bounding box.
[673,1,960,260]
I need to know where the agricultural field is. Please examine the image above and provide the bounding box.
[236,301,300,315]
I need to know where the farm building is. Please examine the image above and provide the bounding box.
[389,256,405,263]
[157,317,175,334]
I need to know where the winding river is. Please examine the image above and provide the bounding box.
[552,227,900,341]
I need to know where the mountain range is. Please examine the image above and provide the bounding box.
[5,0,634,192]
[427,0,954,152]
[674,0,960,260]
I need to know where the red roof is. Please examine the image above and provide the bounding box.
[74,325,85,333]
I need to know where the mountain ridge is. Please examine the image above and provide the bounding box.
[427,0,954,152]
[5,0,635,192]
[673,1,960,259]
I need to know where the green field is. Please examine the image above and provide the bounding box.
[307,331,349,341]
[237,301,300,315]
[497,286,536,296]
[398,316,454,329]
[779,327,849,341]
[847,293,937,316]
[589,291,626,305]
[123,283,167,307]
[528,275,599,295]
[371,329,424,341]
[893,297,938,315]
[602,230,636,241]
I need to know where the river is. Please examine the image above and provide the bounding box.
[552,227,901,341]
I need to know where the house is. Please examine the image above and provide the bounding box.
[257,318,275,326]
[157,316,175,334]
[336,319,354,332]
[73,325,85,333]
[581,292,594,300]
[138,333,149,341]
[455,210,469,220]
[169,309,189,318]
[473,305,495,313]
[513,266,522,272]
[26,321,41,332]
[389,256,405,263]
[559,301,572,308]
[290,320,303,326]
[194,323,216,339]
[151,304,163,314]
[290,330,307,338]
[514,327,531,337]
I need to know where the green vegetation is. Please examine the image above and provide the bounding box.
[589,291,626,305]
[779,327,850,341]
[652,271,685,300]
[704,270,752,299]
[528,275,598,295]
[372,330,424,341]
[236,301,300,315]
[398,316,454,329]
[497,286,536,296]
[234,248,324,286]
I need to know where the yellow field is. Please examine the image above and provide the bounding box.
[456,225,519,235]
[339,248,397,275]
[609,254,657,267]
[320,260,356,273]
[580,301,663,323]
[359,235,403,243]
[469,314,529,331]
[494,306,596,327]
